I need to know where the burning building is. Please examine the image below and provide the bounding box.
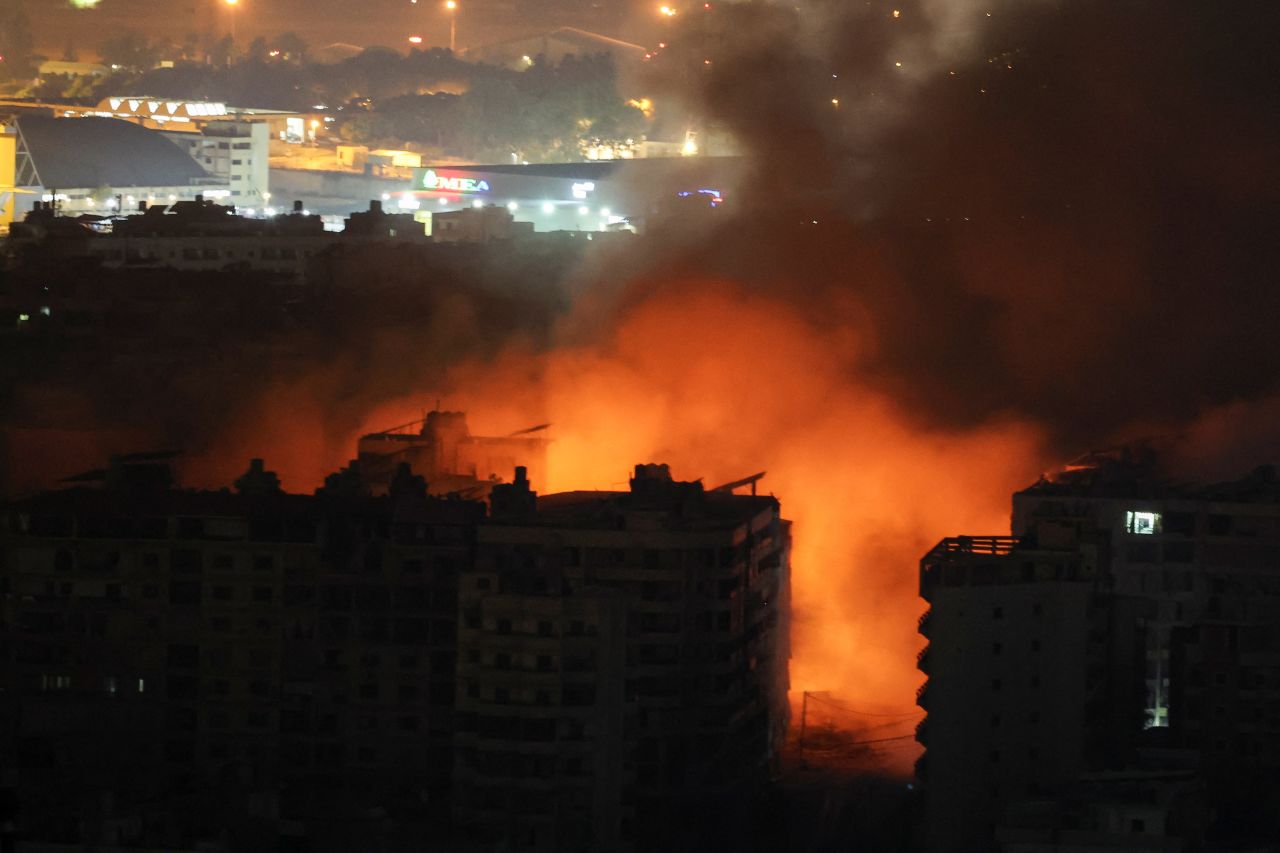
[355,410,550,498]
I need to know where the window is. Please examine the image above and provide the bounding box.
[1126,510,1161,535]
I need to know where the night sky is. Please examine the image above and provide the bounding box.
[29,0,642,56]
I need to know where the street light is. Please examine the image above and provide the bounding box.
[224,0,239,42]
[444,0,458,52]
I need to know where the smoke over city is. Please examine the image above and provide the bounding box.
[6,0,1279,773]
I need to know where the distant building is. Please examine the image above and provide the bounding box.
[0,119,39,234]
[13,197,429,280]
[74,97,319,146]
[161,120,271,207]
[36,60,110,79]
[13,115,225,217]
[341,198,427,240]
[86,196,329,279]
[431,206,534,242]
[405,157,741,234]
[453,464,791,852]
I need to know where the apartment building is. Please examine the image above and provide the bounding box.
[0,454,482,849]
[453,464,791,852]
[1013,452,1280,728]
[915,530,1145,853]
[919,454,1280,852]
[162,120,271,207]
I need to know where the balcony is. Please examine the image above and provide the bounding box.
[916,645,930,674]
[925,536,1020,558]
[915,681,929,708]
[917,608,932,636]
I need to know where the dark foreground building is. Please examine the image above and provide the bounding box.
[917,451,1280,852]
[0,454,790,853]
[454,465,791,851]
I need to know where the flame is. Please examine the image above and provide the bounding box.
[340,279,1047,773]
[178,277,1047,776]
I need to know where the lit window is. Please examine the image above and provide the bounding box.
[1126,511,1161,535]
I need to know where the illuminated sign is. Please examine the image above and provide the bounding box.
[418,169,491,194]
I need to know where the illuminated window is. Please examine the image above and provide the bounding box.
[1126,511,1161,535]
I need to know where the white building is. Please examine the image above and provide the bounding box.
[162,120,271,207]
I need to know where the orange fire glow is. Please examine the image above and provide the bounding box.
[190,278,1047,775]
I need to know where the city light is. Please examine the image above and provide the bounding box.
[659,5,677,17]
[408,36,423,44]
[444,0,459,52]
[541,202,555,214]
[224,0,240,42]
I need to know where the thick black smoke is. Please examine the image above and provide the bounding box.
[636,0,1280,465]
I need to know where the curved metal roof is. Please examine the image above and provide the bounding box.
[17,115,211,190]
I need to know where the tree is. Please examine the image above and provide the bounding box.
[247,36,269,63]
[274,32,307,64]
[0,0,35,82]
[208,35,235,68]
[99,31,159,71]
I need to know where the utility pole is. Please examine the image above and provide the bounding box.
[797,690,809,769]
